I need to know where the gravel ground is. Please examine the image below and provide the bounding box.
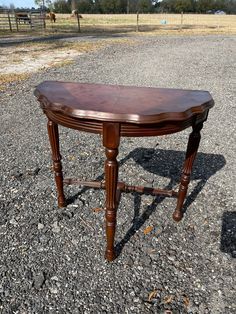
[0,34,236,313]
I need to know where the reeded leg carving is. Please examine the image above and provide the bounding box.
[47,119,66,208]
[173,123,203,222]
[103,123,120,261]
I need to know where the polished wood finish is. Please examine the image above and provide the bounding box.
[103,122,120,261]
[35,81,214,261]
[173,123,203,221]
[47,119,66,208]
[35,81,214,124]
[63,178,178,198]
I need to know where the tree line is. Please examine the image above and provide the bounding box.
[34,0,236,14]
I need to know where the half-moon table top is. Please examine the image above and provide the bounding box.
[34,81,214,124]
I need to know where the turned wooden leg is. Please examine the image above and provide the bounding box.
[47,119,66,208]
[173,123,203,222]
[103,122,120,261]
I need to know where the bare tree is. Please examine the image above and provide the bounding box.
[9,3,15,12]
[127,0,130,13]
[71,0,78,11]
[35,0,52,10]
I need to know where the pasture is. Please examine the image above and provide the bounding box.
[0,13,236,35]
[44,13,236,34]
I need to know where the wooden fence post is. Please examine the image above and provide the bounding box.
[30,12,33,30]
[15,12,19,31]
[136,11,139,32]
[180,11,183,30]
[76,13,81,33]
[7,11,12,32]
[42,11,46,29]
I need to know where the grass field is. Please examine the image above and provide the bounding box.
[56,13,236,26]
[1,13,236,36]
[48,13,236,34]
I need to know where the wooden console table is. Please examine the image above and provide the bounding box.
[34,81,214,261]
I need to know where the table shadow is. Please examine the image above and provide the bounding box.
[66,147,226,257]
[122,147,226,212]
[115,147,226,256]
[220,211,236,258]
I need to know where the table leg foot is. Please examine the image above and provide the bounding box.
[172,210,183,222]
[58,199,67,208]
[174,123,203,221]
[105,249,117,262]
[47,119,66,208]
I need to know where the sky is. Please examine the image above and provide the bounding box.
[0,0,163,9]
[0,0,39,8]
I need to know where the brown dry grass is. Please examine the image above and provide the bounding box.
[0,38,137,91]
[1,13,235,38]
[52,13,236,34]
[0,41,104,90]
[0,73,29,91]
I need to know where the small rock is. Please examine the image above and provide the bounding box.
[52,221,60,233]
[143,256,152,266]
[9,218,18,226]
[11,169,23,179]
[38,223,44,230]
[39,235,49,244]
[61,210,74,219]
[33,272,45,289]
[167,255,175,262]
[49,287,58,294]
[27,167,40,176]
[126,256,134,266]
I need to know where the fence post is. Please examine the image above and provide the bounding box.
[217,15,220,30]
[76,13,81,33]
[7,11,12,32]
[15,12,19,31]
[180,11,183,30]
[30,12,33,30]
[136,11,139,32]
[41,11,46,30]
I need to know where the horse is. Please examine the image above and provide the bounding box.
[46,12,56,22]
[15,13,31,24]
[49,12,56,23]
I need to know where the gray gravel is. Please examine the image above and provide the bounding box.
[0,34,236,313]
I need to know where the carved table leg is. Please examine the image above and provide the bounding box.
[103,123,120,261]
[47,119,66,208]
[173,122,203,222]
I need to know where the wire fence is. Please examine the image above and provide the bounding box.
[0,12,235,34]
[48,13,236,34]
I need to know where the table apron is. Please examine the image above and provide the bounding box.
[45,110,208,137]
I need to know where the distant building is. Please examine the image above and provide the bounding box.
[215,10,226,15]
